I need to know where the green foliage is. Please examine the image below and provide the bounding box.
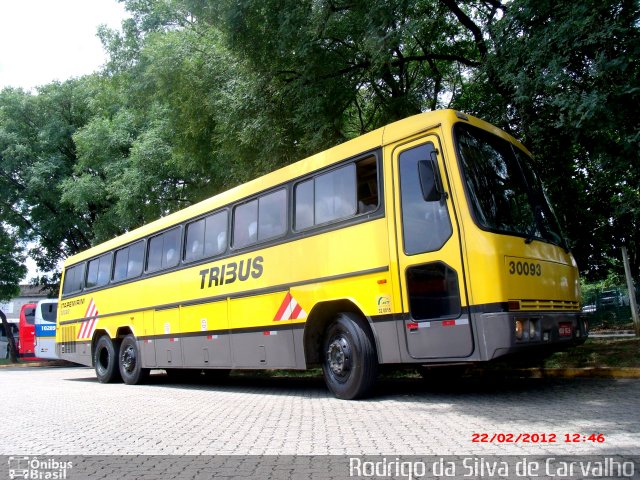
[0,226,26,302]
[0,0,638,290]
[480,0,640,280]
[0,81,94,277]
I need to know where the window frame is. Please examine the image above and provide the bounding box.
[62,263,85,295]
[60,149,383,299]
[85,252,113,290]
[113,240,145,283]
[231,187,288,250]
[146,227,182,273]
[183,209,229,263]
[293,155,379,233]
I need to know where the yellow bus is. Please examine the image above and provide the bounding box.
[56,109,587,399]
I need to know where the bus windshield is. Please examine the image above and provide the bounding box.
[40,303,58,323]
[455,123,566,249]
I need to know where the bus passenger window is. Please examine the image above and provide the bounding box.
[294,180,314,230]
[114,243,143,281]
[258,189,286,241]
[148,229,180,271]
[294,156,376,231]
[233,200,258,248]
[162,229,180,269]
[86,253,112,288]
[357,156,378,213]
[315,164,356,224]
[204,211,228,257]
[113,247,129,282]
[62,264,85,295]
[97,254,111,286]
[127,241,144,278]
[185,218,206,262]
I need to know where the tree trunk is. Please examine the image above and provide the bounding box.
[1,309,19,363]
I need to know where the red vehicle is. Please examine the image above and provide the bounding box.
[18,303,37,358]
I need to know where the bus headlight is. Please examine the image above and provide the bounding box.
[529,319,537,339]
[515,319,524,340]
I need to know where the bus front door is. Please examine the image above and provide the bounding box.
[392,135,473,359]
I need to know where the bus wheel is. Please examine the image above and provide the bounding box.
[94,335,122,383]
[119,334,149,385]
[321,313,378,400]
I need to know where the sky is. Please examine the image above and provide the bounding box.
[0,0,128,280]
[0,0,128,91]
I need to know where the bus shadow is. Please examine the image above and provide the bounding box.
[65,368,623,403]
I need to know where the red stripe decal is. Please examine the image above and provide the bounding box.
[291,303,302,320]
[274,292,292,321]
[442,320,455,327]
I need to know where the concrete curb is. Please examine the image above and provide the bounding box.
[0,360,73,369]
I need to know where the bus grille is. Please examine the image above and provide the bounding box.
[61,325,77,354]
[519,299,580,311]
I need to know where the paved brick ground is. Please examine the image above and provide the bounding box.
[1,366,638,456]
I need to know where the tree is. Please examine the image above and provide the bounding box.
[477,0,640,280]
[0,226,25,363]
[0,81,95,286]
[0,226,26,302]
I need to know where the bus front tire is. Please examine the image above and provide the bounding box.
[321,313,378,400]
[94,335,122,383]
[119,334,149,385]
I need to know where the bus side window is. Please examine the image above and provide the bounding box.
[185,218,206,262]
[114,241,144,281]
[127,241,144,278]
[357,156,378,213]
[62,263,85,295]
[315,164,356,224]
[97,254,112,286]
[233,200,258,249]
[114,247,129,281]
[294,180,314,230]
[204,211,228,257]
[258,189,286,241]
[148,228,180,271]
[294,156,377,231]
[86,253,112,288]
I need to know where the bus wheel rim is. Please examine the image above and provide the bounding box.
[327,336,351,377]
[121,345,136,373]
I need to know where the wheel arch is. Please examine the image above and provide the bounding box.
[90,329,110,366]
[303,299,380,366]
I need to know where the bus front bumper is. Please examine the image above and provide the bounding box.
[478,311,588,360]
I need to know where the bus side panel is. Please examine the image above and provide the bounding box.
[180,302,231,367]
[141,310,156,367]
[229,292,297,368]
[154,308,183,367]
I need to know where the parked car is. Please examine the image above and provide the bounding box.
[599,289,629,308]
[1,321,20,359]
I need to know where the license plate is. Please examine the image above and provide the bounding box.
[559,323,572,337]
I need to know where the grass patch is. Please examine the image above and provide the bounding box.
[0,358,11,366]
[542,337,640,369]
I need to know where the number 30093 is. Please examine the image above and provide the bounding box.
[509,261,542,276]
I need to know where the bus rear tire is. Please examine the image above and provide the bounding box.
[321,313,378,400]
[94,335,122,383]
[119,334,149,385]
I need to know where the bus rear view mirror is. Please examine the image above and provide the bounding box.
[418,159,442,202]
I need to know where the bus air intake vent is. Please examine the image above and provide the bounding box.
[518,299,579,312]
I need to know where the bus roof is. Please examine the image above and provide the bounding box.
[63,109,523,266]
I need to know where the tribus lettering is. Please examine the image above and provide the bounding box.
[199,256,263,289]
